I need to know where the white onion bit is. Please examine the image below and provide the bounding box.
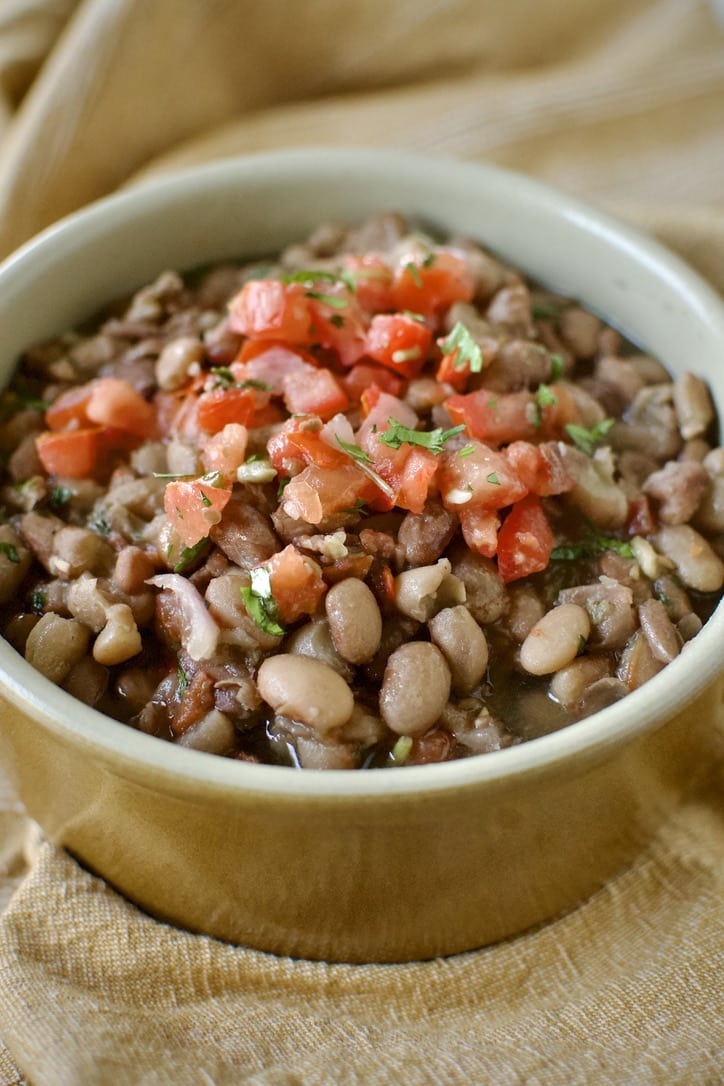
[146,573,219,661]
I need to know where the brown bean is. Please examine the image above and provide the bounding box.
[114,546,156,595]
[428,606,488,693]
[257,654,354,734]
[379,642,451,737]
[325,578,382,664]
[25,613,90,684]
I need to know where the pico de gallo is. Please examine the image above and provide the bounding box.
[0,213,721,768]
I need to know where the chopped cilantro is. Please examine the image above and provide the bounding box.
[173,538,208,573]
[283,268,357,292]
[209,367,272,392]
[177,661,188,697]
[209,365,236,386]
[458,444,475,459]
[49,485,72,510]
[421,252,436,268]
[551,536,634,561]
[405,262,423,289]
[390,735,413,766]
[549,353,565,381]
[532,302,564,320]
[402,310,426,323]
[565,418,615,456]
[152,471,196,480]
[440,321,483,374]
[87,513,110,537]
[577,635,587,655]
[336,436,374,464]
[536,383,557,407]
[200,491,212,508]
[241,567,285,637]
[30,589,46,614]
[305,291,348,310]
[378,419,465,456]
[0,541,19,563]
[391,346,422,365]
[276,476,291,499]
[486,472,500,485]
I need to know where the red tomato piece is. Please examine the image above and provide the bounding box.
[342,364,403,403]
[365,314,432,378]
[233,341,312,393]
[228,280,313,342]
[282,365,348,421]
[36,427,107,478]
[439,441,528,511]
[341,255,394,312]
[196,386,257,433]
[390,447,439,514]
[164,478,233,547]
[281,463,375,524]
[436,350,471,393]
[45,385,94,431]
[445,389,539,446]
[306,289,369,368]
[390,250,474,318]
[496,495,554,583]
[263,545,327,624]
[504,441,574,496]
[86,377,157,438]
[459,506,501,557]
[201,423,248,479]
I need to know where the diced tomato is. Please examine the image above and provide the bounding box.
[233,341,313,393]
[459,506,501,557]
[201,423,248,479]
[439,441,527,511]
[196,386,257,433]
[436,349,471,393]
[445,389,539,446]
[285,429,348,470]
[280,463,376,524]
[342,364,403,403]
[496,495,554,583]
[228,280,313,342]
[504,441,574,496]
[263,545,327,624]
[357,391,418,454]
[249,401,284,428]
[389,446,439,514]
[341,255,394,312]
[306,289,369,368]
[164,477,233,547]
[45,385,94,431]
[390,250,474,318]
[365,314,432,378]
[85,377,156,438]
[36,427,107,477]
[282,365,348,420]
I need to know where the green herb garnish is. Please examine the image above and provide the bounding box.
[276,476,291,499]
[549,353,565,381]
[0,541,19,563]
[283,268,357,292]
[305,291,348,309]
[30,589,46,614]
[390,735,413,766]
[240,567,285,637]
[49,485,72,509]
[173,538,209,573]
[536,383,557,407]
[87,513,110,537]
[177,661,188,697]
[565,418,615,456]
[486,472,500,486]
[551,535,634,561]
[440,321,483,374]
[336,436,374,464]
[458,444,475,459]
[378,419,465,456]
[405,262,423,288]
[402,310,426,323]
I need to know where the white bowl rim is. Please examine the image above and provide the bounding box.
[0,147,722,800]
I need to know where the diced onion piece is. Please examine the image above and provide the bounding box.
[146,573,219,661]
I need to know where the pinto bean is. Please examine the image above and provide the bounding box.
[155,336,204,390]
[114,546,157,595]
[673,372,715,441]
[550,656,611,709]
[429,606,488,693]
[287,618,354,682]
[638,598,681,664]
[520,604,591,676]
[92,604,142,666]
[62,656,109,707]
[178,709,236,755]
[50,526,114,580]
[325,578,382,664]
[448,548,506,625]
[24,613,90,683]
[0,525,32,604]
[653,525,724,593]
[256,654,354,734]
[394,558,465,622]
[379,642,451,736]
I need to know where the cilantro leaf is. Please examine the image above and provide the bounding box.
[305,291,348,310]
[336,436,373,464]
[240,567,285,637]
[0,542,19,563]
[49,485,72,510]
[177,661,188,697]
[549,353,565,381]
[551,535,634,561]
[440,321,483,373]
[173,537,209,573]
[565,418,615,456]
[378,418,465,456]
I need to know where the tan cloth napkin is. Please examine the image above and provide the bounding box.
[0,2,723,1082]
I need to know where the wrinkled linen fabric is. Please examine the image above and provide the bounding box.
[0,1,722,1083]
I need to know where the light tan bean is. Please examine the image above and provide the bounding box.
[257,654,354,734]
[428,606,488,693]
[25,613,90,683]
[653,524,723,593]
[0,525,32,605]
[550,656,610,709]
[673,372,714,441]
[394,558,465,622]
[520,604,591,676]
[155,336,204,391]
[92,604,142,666]
[50,525,114,579]
[178,710,236,754]
[325,578,382,664]
[114,546,157,595]
[379,642,451,736]
[287,619,354,681]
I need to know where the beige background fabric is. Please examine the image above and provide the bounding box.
[0,1,723,1083]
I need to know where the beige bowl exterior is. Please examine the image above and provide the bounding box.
[0,150,722,962]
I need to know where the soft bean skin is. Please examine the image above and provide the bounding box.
[520,603,591,676]
[653,525,723,593]
[325,578,382,664]
[428,606,488,693]
[24,613,90,683]
[257,654,354,734]
[379,642,451,736]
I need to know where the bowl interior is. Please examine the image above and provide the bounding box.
[0,148,722,798]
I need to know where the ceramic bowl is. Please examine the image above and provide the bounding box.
[0,150,721,962]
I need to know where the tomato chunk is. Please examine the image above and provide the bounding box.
[439,441,527,511]
[390,250,474,317]
[196,386,257,433]
[445,389,538,446]
[459,506,501,557]
[36,427,107,478]
[496,495,554,583]
[263,545,327,624]
[504,441,574,496]
[45,385,93,431]
[365,314,432,378]
[86,377,156,438]
[342,363,404,403]
[341,255,394,312]
[201,423,249,479]
[164,478,233,547]
[282,366,348,420]
[229,280,312,342]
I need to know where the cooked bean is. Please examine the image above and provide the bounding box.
[673,372,715,441]
[0,525,32,605]
[257,654,354,734]
[394,558,465,622]
[92,604,142,666]
[114,546,156,595]
[579,677,629,714]
[178,709,236,755]
[653,525,724,593]
[520,604,591,676]
[155,336,204,390]
[559,445,628,529]
[448,549,506,624]
[638,598,681,664]
[642,460,709,525]
[504,584,545,643]
[325,578,382,664]
[429,606,488,693]
[559,307,601,358]
[50,525,114,580]
[25,613,90,683]
[379,642,451,736]
[62,656,109,707]
[617,630,663,690]
[550,656,611,709]
[557,578,636,650]
[287,619,354,681]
